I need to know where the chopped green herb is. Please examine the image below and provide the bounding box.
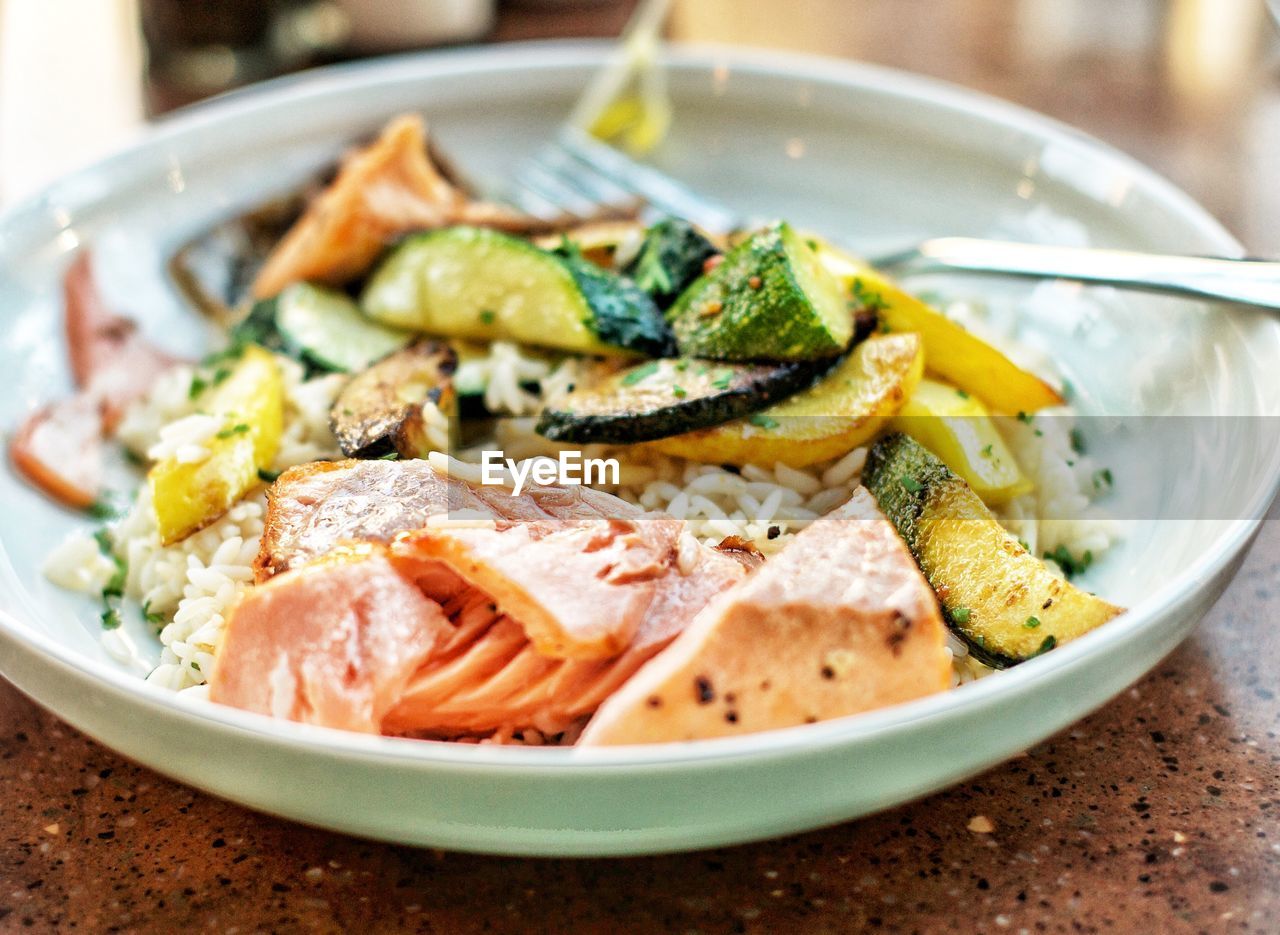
[1044,545,1093,579]
[951,607,972,624]
[1034,428,1043,437]
[671,385,687,399]
[980,444,994,458]
[1060,378,1075,402]
[748,413,779,429]
[478,309,497,325]
[188,375,208,400]
[1069,427,1086,455]
[1024,616,1041,629]
[141,600,165,627]
[900,474,924,494]
[849,277,885,311]
[376,451,400,461]
[257,468,281,483]
[674,360,689,372]
[190,661,201,672]
[212,366,232,386]
[630,244,674,295]
[1016,411,1034,424]
[100,606,122,630]
[1092,467,1113,491]
[621,361,661,386]
[711,369,735,390]
[1032,634,1057,656]
[86,496,122,520]
[215,423,250,439]
[956,389,970,400]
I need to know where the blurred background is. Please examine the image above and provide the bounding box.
[0,0,1276,252]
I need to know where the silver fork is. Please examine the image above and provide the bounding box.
[508,126,1280,313]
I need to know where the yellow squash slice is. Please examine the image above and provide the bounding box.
[649,333,923,468]
[150,345,284,544]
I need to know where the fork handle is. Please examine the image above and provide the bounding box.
[892,237,1280,311]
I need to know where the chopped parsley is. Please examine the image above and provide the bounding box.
[621,361,660,386]
[1024,616,1041,629]
[899,474,924,494]
[1069,427,1086,455]
[257,468,281,483]
[1016,411,1034,424]
[956,389,970,399]
[748,413,779,429]
[376,451,400,461]
[671,385,687,399]
[86,495,123,520]
[141,600,165,627]
[849,277,885,311]
[93,529,128,630]
[711,369,735,390]
[478,309,497,325]
[100,607,122,630]
[1032,634,1057,657]
[951,607,972,624]
[188,375,208,400]
[1044,545,1093,579]
[212,366,231,386]
[980,444,994,458]
[1092,467,1113,492]
[215,423,250,439]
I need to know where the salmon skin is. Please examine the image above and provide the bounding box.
[579,487,952,745]
[219,460,747,737]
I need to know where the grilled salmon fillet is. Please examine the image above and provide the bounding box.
[255,458,646,580]
[219,461,747,737]
[579,487,951,745]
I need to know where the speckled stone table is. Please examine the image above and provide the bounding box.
[3,504,1276,933]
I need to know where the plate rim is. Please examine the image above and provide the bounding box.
[1,39,1276,772]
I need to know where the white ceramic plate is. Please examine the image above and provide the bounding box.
[2,42,1278,857]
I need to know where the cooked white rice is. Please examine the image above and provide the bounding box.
[50,303,1118,695]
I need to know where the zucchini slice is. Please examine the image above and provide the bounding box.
[329,341,458,459]
[650,333,923,468]
[863,433,1123,667]
[666,222,852,361]
[276,283,415,372]
[360,226,673,357]
[623,217,719,307]
[536,357,834,445]
[231,283,414,374]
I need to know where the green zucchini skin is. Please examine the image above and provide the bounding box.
[558,251,675,357]
[229,284,413,374]
[665,222,853,362]
[864,433,1016,667]
[862,433,954,552]
[865,433,1123,669]
[361,226,674,357]
[623,218,719,308]
[536,356,836,445]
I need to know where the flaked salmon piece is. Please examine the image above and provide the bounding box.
[394,515,694,661]
[580,487,951,745]
[255,458,644,580]
[250,115,580,300]
[11,251,178,508]
[383,532,746,736]
[9,394,104,510]
[208,549,454,733]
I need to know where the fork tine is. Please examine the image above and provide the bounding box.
[555,127,741,233]
[534,143,637,210]
[511,160,601,219]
